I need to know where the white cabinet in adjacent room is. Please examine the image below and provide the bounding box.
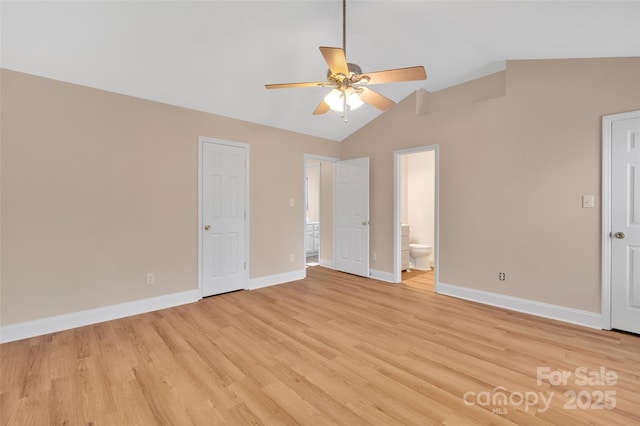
[401,224,410,271]
[305,222,320,256]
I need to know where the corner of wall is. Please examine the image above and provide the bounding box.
[428,71,506,113]
[415,89,431,116]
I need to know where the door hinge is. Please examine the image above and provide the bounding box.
[244,262,246,270]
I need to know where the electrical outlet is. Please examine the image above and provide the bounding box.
[147,273,155,285]
[498,272,506,281]
[372,252,377,261]
[289,254,295,263]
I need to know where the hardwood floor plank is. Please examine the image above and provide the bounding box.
[261,380,327,424]
[1,266,639,425]
[227,379,300,426]
[267,362,365,425]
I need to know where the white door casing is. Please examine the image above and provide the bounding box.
[335,157,370,277]
[303,154,338,271]
[608,113,640,334]
[199,138,248,297]
[393,145,439,284]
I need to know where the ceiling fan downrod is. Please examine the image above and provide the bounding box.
[342,0,347,55]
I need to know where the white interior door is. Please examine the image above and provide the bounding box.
[335,157,369,277]
[611,114,640,333]
[202,141,246,296]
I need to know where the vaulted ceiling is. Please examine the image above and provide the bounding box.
[2,1,639,141]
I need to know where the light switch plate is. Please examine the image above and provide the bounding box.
[582,195,595,208]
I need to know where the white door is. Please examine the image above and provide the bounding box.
[611,114,640,333]
[202,141,246,296]
[335,157,370,277]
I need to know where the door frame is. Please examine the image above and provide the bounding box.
[601,110,640,329]
[303,154,338,275]
[393,145,440,284]
[198,136,250,298]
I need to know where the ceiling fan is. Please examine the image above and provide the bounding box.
[265,0,427,121]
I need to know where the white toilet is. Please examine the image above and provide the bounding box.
[409,243,432,271]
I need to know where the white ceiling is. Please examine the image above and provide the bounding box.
[2,1,639,141]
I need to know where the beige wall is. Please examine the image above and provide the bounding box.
[341,57,640,313]
[1,69,340,325]
[3,57,639,326]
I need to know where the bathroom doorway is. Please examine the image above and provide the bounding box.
[393,145,438,289]
[304,155,336,269]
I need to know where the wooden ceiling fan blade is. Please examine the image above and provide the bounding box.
[363,66,426,85]
[313,99,330,115]
[319,46,349,76]
[265,81,330,89]
[359,87,395,111]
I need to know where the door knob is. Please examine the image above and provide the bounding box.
[614,232,625,239]
[204,225,211,231]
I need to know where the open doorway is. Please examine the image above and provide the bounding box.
[394,146,438,290]
[304,155,336,269]
[305,159,320,266]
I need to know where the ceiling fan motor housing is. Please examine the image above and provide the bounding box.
[327,63,369,87]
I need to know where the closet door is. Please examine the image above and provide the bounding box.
[201,140,247,296]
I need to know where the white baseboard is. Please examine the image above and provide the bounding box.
[247,269,306,290]
[437,282,602,329]
[0,289,200,344]
[370,269,395,283]
[319,259,334,269]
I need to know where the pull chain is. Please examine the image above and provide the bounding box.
[343,93,348,123]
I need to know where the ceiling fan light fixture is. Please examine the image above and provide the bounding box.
[324,89,345,112]
[346,87,363,110]
[324,88,364,112]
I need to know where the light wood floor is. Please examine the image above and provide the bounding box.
[401,268,435,293]
[2,266,639,425]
